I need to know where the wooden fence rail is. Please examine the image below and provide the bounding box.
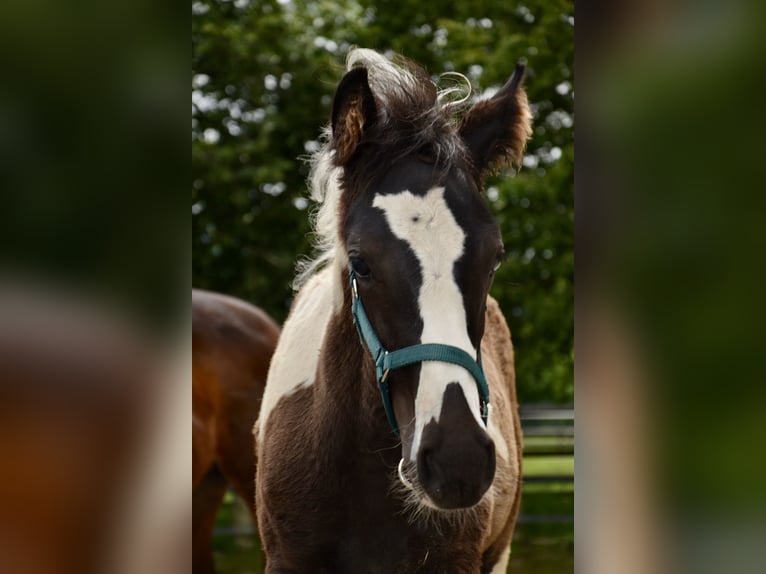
[520,404,574,482]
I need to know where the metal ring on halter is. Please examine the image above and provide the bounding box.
[397,458,415,491]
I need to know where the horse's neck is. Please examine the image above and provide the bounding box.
[314,282,391,446]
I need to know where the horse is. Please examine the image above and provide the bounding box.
[0,289,166,574]
[192,289,280,573]
[255,48,532,573]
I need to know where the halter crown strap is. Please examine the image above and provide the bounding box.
[350,268,490,436]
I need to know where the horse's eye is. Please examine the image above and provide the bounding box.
[350,256,372,278]
[491,251,506,274]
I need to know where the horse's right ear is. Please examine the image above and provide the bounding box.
[331,67,377,165]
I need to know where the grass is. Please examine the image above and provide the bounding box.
[522,455,575,477]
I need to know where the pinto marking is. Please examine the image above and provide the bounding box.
[256,268,340,444]
[373,186,484,461]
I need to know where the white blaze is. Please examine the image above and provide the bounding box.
[373,187,484,461]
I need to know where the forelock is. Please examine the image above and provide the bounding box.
[344,48,469,171]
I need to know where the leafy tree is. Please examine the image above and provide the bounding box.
[192,0,573,404]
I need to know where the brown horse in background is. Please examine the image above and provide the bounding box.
[192,289,280,573]
[0,289,171,574]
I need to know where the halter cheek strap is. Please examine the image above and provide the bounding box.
[350,267,490,436]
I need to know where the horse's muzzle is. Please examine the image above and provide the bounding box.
[416,382,495,509]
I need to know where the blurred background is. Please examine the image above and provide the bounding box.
[576,0,766,573]
[192,0,574,572]
[1,0,187,570]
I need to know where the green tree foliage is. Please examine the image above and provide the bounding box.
[192,0,573,404]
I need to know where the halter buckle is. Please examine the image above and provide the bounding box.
[351,275,359,300]
[379,350,390,383]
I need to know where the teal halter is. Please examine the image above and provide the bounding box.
[349,267,490,436]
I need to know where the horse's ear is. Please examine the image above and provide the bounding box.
[459,63,533,177]
[331,67,377,165]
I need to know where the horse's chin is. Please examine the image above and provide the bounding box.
[419,494,448,511]
[396,458,481,514]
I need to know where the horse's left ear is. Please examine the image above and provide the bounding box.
[459,63,533,177]
[331,66,377,165]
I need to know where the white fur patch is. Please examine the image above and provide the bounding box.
[490,546,511,574]
[294,144,346,290]
[373,187,484,460]
[257,267,341,444]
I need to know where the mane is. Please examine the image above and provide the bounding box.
[293,49,472,291]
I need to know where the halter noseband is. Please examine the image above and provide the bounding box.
[350,267,490,436]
